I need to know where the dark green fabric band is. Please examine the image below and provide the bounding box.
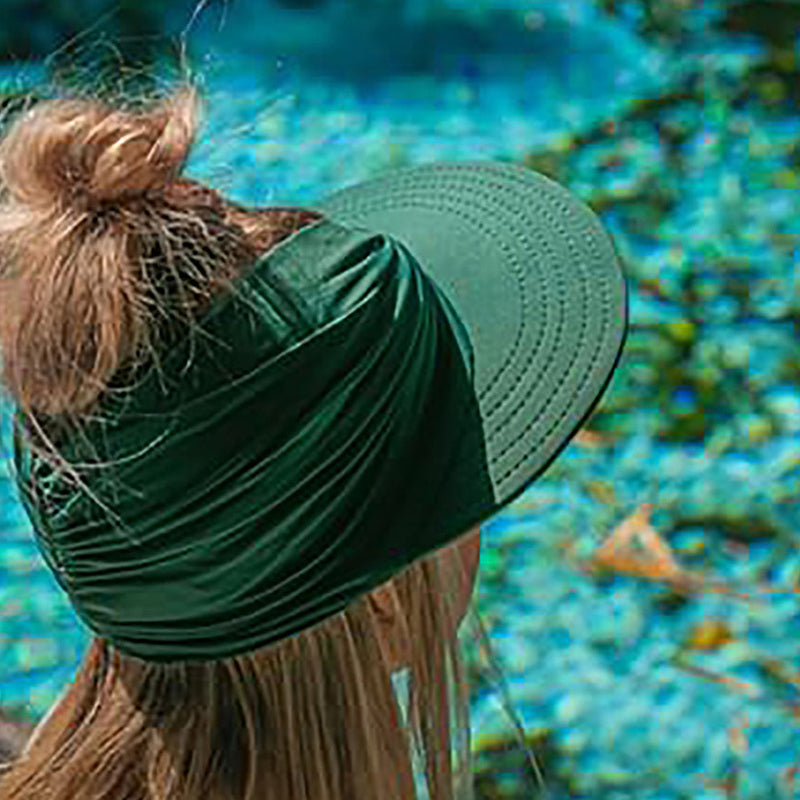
[15,219,482,662]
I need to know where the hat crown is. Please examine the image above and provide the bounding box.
[125,219,399,412]
[16,215,482,661]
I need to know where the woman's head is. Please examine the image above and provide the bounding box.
[0,88,278,418]
[0,74,627,799]
[0,88,475,800]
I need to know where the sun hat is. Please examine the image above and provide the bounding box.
[14,160,627,662]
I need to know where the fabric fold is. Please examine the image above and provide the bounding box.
[15,219,478,661]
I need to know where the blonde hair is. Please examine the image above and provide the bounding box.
[1,552,471,800]
[0,88,474,799]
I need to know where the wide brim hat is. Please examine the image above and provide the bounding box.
[18,160,629,661]
[314,160,628,532]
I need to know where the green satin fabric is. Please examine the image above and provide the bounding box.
[15,219,477,662]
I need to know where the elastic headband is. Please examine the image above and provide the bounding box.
[15,220,485,661]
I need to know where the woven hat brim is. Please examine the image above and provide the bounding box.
[315,161,628,530]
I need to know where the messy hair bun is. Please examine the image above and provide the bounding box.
[1,90,196,213]
[0,88,255,417]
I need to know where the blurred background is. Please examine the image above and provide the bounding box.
[1,0,800,797]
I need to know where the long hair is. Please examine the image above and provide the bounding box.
[0,88,474,800]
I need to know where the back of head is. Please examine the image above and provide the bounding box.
[0,88,252,419]
[0,89,473,800]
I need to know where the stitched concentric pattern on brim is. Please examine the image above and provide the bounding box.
[316,161,628,510]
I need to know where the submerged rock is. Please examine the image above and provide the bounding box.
[719,0,800,50]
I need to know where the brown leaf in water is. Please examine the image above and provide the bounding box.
[572,428,616,448]
[673,660,760,698]
[582,504,752,601]
[682,619,735,653]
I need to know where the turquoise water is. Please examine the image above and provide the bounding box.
[2,1,800,796]
[0,413,88,713]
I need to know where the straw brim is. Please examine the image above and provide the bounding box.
[315,161,628,533]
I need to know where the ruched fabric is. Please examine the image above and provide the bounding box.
[15,220,479,662]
